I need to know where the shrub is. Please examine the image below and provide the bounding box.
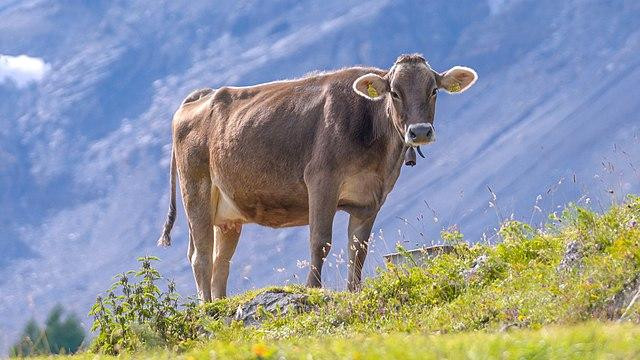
[88,256,201,354]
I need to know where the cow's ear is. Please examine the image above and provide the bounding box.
[353,73,389,101]
[437,66,478,94]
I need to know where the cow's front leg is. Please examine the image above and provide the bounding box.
[347,214,376,291]
[305,178,339,288]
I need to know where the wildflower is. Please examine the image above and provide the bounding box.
[251,343,273,358]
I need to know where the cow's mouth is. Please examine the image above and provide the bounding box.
[405,138,436,147]
[405,136,436,147]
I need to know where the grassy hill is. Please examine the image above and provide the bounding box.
[22,195,640,359]
[42,323,640,359]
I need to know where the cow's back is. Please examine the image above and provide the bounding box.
[174,67,388,227]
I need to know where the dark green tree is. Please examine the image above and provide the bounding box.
[9,305,85,357]
[9,318,47,357]
[44,304,85,354]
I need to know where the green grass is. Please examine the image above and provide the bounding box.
[168,322,640,359]
[36,322,640,359]
[24,195,640,358]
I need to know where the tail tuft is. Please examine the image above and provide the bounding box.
[157,233,172,247]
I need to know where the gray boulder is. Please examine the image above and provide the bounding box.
[234,289,312,326]
[601,275,640,321]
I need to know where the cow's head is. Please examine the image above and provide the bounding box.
[353,54,477,147]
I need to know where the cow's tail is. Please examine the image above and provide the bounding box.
[157,146,177,247]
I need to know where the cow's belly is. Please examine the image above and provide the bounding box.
[213,183,310,229]
[212,172,384,229]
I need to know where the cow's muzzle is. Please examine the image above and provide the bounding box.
[405,123,435,146]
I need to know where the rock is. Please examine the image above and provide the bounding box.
[557,240,583,272]
[383,245,454,268]
[601,274,640,321]
[462,254,488,281]
[234,289,312,326]
[499,322,519,332]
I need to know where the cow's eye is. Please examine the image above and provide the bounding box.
[390,91,400,100]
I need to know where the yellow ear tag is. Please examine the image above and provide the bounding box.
[448,82,461,93]
[367,83,379,98]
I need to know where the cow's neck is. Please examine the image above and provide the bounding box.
[353,97,407,180]
[372,100,407,185]
[379,99,407,160]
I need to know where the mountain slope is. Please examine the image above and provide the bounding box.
[1,0,639,351]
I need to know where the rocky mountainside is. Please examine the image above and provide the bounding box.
[1,0,639,351]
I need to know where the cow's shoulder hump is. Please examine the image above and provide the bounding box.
[182,88,214,105]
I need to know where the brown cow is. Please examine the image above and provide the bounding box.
[158,54,477,301]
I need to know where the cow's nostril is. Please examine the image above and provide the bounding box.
[426,128,433,138]
[409,130,417,139]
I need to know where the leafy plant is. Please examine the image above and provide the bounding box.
[88,256,200,354]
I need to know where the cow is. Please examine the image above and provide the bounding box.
[157,54,477,302]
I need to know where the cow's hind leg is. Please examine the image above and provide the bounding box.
[211,224,241,299]
[182,178,216,303]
